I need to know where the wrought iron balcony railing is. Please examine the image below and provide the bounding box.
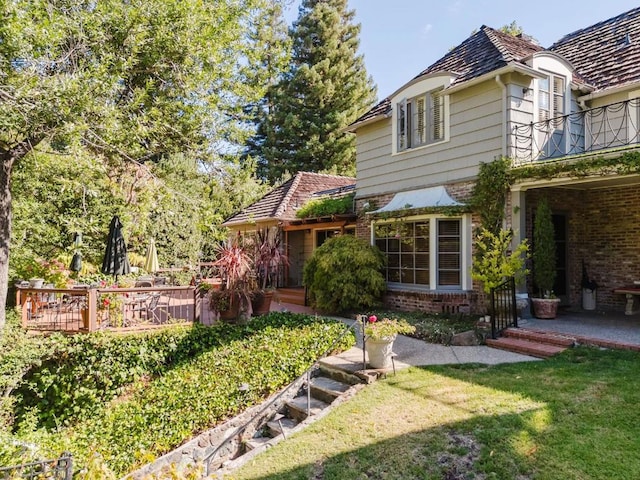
[511,97,640,164]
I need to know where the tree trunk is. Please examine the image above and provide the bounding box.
[0,153,15,335]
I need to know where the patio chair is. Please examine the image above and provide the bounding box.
[133,293,170,324]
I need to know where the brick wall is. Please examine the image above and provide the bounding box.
[526,184,640,311]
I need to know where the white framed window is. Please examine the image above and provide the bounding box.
[373,216,467,289]
[538,73,565,124]
[397,88,444,151]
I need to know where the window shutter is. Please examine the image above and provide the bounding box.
[553,76,565,116]
[430,90,444,141]
[416,96,426,145]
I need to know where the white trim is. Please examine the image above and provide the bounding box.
[370,213,472,291]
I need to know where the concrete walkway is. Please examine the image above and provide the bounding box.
[337,317,540,368]
[274,302,640,367]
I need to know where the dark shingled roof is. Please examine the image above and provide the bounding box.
[351,8,640,129]
[549,7,640,91]
[351,26,542,126]
[222,172,355,226]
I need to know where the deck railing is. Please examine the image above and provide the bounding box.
[511,97,640,164]
[16,285,208,332]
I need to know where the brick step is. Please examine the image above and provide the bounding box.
[275,289,306,306]
[503,328,575,347]
[486,337,568,358]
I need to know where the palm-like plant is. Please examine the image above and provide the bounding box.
[253,228,288,290]
[210,235,255,315]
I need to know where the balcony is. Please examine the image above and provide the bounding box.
[511,97,640,165]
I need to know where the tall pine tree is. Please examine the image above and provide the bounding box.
[252,0,377,182]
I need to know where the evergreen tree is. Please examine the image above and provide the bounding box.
[254,0,377,182]
[243,1,292,171]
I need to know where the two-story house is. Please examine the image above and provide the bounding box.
[347,7,640,315]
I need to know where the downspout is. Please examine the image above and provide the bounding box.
[495,74,508,157]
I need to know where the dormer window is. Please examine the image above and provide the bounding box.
[538,73,565,123]
[397,88,444,151]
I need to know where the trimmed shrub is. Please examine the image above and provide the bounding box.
[303,235,386,313]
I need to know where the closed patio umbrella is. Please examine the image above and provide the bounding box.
[70,252,83,272]
[101,216,131,280]
[144,238,160,274]
[70,232,83,272]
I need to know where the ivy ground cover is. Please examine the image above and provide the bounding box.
[1,312,354,476]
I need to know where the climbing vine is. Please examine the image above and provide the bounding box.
[470,156,512,234]
[511,150,640,181]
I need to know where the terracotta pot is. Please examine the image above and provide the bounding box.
[251,290,274,316]
[218,301,240,321]
[531,297,560,319]
[365,336,396,369]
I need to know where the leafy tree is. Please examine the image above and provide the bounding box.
[254,0,377,182]
[0,0,276,332]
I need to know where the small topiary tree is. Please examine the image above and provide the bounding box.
[303,235,386,313]
[533,197,556,298]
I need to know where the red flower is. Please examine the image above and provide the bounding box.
[368,315,377,323]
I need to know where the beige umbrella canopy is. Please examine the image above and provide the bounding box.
[145,238,160,274]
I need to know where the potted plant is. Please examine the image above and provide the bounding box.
[250,228,288,316]
[209,236,255,322]
[360,314,415,369]
[531,197,560,319]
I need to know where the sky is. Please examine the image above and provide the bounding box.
[284,1,640,101]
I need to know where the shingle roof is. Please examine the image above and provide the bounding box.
[351,8,640,129]
[549,7,640,91]
[222,172,355,226]
[351,26,542,126]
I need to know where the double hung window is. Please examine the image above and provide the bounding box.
[397,88,444,151]
[538,74,565,124]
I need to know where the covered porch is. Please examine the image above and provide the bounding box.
[510,168,640,313]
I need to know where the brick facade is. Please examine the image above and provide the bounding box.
[526,184,640,311]
[357,180,640,315]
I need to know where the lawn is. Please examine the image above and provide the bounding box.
[227,347,640,480]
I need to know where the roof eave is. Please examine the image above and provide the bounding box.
[444,63,547,95]
[578,81,640,103]
[342,112,391,133]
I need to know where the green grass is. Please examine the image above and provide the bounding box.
[227,347,640,480]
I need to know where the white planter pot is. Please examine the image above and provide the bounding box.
[365,336,396,369]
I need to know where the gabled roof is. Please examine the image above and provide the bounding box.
[222,172,355,227]
[350,26,542,127]
[549,7,640,91]
[350,8,640,130]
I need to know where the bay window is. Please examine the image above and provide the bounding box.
[374,217,463,289]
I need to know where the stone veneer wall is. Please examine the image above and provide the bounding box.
[355,181,485,314]
[525,184,640,311]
